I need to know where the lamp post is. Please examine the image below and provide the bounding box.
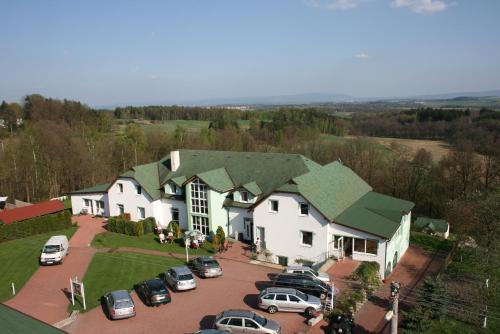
[184,238,190,263]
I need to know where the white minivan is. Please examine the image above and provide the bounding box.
[40,235,69,265]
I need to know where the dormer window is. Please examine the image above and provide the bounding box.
[118,183,123,193]
[241,191,249,202]
[136,185,142,195]
[166,182,180,195]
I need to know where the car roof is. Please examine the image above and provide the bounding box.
[220,309,255,318]
[276,273,313,279]
[197,256,216,261]
[144,278,165,288]
[171,266,192,275]
[262,287,298,295]
[45,235,68,244]
[110,290,131,300]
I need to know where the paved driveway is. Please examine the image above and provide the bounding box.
[66,257,311,334]
[6,215,106,325]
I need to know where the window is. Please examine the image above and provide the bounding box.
[220,318,230,325]
[192,216,209,235]
[263,294,275,300]
[117,204,124,215]
[118,183,123,193]
[166,183,179,195]
[299,202,309,216]
[301,231,313,247]
[98,201,105,210]
[137,207,145,219]
[190,178,208,215]
[276,294,287,301]
[83,199,90,207]
[269,200,279,213]
[354,238,365,252]
[136,185,142,195]
[353,238,378,255]
[244,320,259,328]
[228,318,243,327]
[277,256,288,266]
[366,240,378,255]
[240,191,249,202]
[289,295,300,302]
[171,208,179,223]
[333,235,342,249]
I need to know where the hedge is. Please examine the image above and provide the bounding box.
[0,211,72,242]
[106,216,156,236]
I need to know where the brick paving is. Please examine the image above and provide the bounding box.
[66,256,311,334]
[5,215,106,325]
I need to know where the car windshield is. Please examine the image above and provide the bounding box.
[310,269,319,276]
[296,290,308,301]
[115,299,133,309]
[43,245,60,253]
[253,313,267,326]
[178,274,193,280]
[150,285,167,294]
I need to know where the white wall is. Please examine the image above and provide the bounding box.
[228,207,253,239]
[71,193,109,217]
[107,178,154,221]
[153,198,188,230]
[252,193,329,265]
[328,222,387,278]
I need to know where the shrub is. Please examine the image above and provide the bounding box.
[216,226,225,245]
[142,217,156,234]
[350,261,381,293]
[167,221,180,238]
[0,211,72,242]
[106,216,156,236]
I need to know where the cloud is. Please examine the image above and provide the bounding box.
[306,0,362,10]
[354,53,370,59]
[391,0,448,14]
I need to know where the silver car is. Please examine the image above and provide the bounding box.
[282,266,330,283]
[258,287,322,317]
[164,266,197,291]
[214,309,281,334]
[103,290,136,320]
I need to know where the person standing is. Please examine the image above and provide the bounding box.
[255,237,261,253]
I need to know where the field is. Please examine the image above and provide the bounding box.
[0,226,78,302]
[70,252,184,311]
[370,136,452,161]
[114,119,250,134]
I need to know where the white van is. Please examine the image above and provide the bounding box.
[40,235,69,265]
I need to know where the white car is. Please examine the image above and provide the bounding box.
[40,235,69,265]
[282,266,330,283]
[164,266,196,291]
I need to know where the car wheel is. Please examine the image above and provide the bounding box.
[268,305,278,314]
[320,292,327,300]
[305,307,315,317]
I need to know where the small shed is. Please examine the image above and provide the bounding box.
[414,217,450,239]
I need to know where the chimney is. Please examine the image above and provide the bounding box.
[170,150,180,172]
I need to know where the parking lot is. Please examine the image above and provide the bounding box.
[66,256,312,334]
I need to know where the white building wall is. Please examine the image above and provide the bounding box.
[227,207,253,239]
[71,193,109,216]
[252,193,329,265]
[107,178,154,221]
[153,198,188,230]
[328,222,387,278]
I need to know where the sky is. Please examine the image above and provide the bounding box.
[1,0,500,106]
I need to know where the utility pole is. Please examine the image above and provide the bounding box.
[390,281,401,334]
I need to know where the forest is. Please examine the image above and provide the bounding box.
[0,94,499,222]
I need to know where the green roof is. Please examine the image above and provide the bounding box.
[293,161,373,221]
[335,192,415,239]
[197,168,234,192]
[242,181,262,196]
[71,183,110,194]
[120,162,161,200]
[162,150,321,195]
[0,304,65,334]
[414,217,449,234]
[223,198,253,209]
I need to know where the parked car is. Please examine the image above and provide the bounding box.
[103,290,136,320]
[282,266,330,283]
[258,287,322,317]
[164,266,197,291]
[136,278,171,306]
[193,330,231,334]
[188,256,223,278]
[272,273,332,300]
[40,235,69,265]
[214,309,281,334]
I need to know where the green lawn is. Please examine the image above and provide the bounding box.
[0,226,78,302]
[410,231,454,253]
[91,231,215,256]
[71,252,184,311]
[423,317,478,334]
